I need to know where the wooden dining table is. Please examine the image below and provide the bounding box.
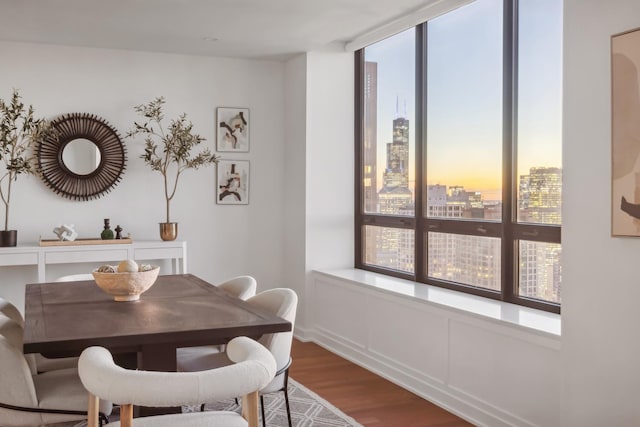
[23,274,292,373]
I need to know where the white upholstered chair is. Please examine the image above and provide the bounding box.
[55,273,95,282]
[177,288,298,427]
[0,315,112,426]
[0,297,78,374]
[79,336,276,427]
[0,298,23,326]
[217,275,257,300]
[178,275,258,358]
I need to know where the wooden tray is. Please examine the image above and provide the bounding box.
[39,238,133,247]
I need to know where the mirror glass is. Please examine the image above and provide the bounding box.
[62,139,101,175]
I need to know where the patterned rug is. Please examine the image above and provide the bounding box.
[54,378,362,427]
[194,378,362,426]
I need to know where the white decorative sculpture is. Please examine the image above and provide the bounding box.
[53,224,78,241]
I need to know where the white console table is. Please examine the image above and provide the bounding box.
[0,240,187,283]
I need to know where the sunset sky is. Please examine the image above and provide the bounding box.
[364,0,562,202]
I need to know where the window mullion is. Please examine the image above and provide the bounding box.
[512,224,561,243]
[424,218,502,238]
[415,23,427,281]
[354,49,365,269]
[502,0,516,304]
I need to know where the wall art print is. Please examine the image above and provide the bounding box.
[217,107,249,152]
[217,160,249,205]
[612,27,640,236]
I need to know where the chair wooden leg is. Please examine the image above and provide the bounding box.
[242,391,260,427]
[87,392,99,427]
[260,395,266,427]
[120,404,134,427]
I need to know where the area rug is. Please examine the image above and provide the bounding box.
[194,378,362,427]
[55,378,362,427]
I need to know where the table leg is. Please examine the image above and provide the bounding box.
[114,352,137,370]
[137,344,176,371]
[137,344,180,416]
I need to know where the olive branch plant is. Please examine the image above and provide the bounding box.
[0,89,51,232]
[127,97,219,224]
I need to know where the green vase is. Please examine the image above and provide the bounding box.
[101,218,114,240]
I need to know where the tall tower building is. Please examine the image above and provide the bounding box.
[426,184,500,290]
[381,117,410,190]
[518,166,562,303]
[379,116,412,215]
[363,61,378,214]
[375,112,414,272]
[519,167,562,224]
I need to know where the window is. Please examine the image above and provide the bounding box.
[355,0,562,313]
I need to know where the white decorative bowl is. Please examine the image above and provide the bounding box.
[92,266,160,301]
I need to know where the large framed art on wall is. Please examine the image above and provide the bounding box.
[612,27,640,236]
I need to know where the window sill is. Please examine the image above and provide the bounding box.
[313,268,561,338]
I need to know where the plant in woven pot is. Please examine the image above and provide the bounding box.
[127,97,219,241]
[0,89,51,247]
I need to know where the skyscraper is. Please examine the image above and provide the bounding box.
[426,184,500,290]
[379,116,412,215]
[519,167,562,224]
[375,112,414,272]
[363,61,378,214]
[518,166,563,302]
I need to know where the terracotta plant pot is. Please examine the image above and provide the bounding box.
[0,230,17,247]
[159,222,178,241]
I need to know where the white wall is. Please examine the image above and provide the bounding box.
[283,54,308,328]
[562,0,640,425]
[305,50,354,273]
[0,41,286,309]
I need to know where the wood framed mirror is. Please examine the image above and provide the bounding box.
[38,113,126,201]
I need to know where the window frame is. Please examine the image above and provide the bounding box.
[354,0,561,314]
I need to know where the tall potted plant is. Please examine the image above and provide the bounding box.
[0,89,50,247]
[127,97,219,241]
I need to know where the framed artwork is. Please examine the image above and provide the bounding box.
[217,160,249,205]
[217,107,249,152]
[612,28,640,236]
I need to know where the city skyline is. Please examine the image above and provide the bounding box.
[364,78,562,304]
[364,0,562,200]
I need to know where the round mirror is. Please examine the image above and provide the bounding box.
[38,113,126,201]
[61,138,102,175]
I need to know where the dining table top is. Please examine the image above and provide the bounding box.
[23,274,292,363]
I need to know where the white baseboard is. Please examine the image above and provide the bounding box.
[293,324,312,342]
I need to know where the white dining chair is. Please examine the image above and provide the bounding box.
[55,273,95,282]
[0,297,78,374]
[0,316,112,426]
[217,275,257,300]
[0,297,23,326]
[177,288,298,427]
[177,275,258,358]
[79,336,276,427]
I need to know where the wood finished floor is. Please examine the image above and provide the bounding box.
[289,339,473,427]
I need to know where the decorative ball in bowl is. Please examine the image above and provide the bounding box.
[92,260,160,301]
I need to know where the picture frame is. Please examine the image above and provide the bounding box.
[611,27,640,236]
[217,107,249,152]
[217,160,249,205]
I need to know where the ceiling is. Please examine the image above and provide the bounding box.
[0,0,434,60]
